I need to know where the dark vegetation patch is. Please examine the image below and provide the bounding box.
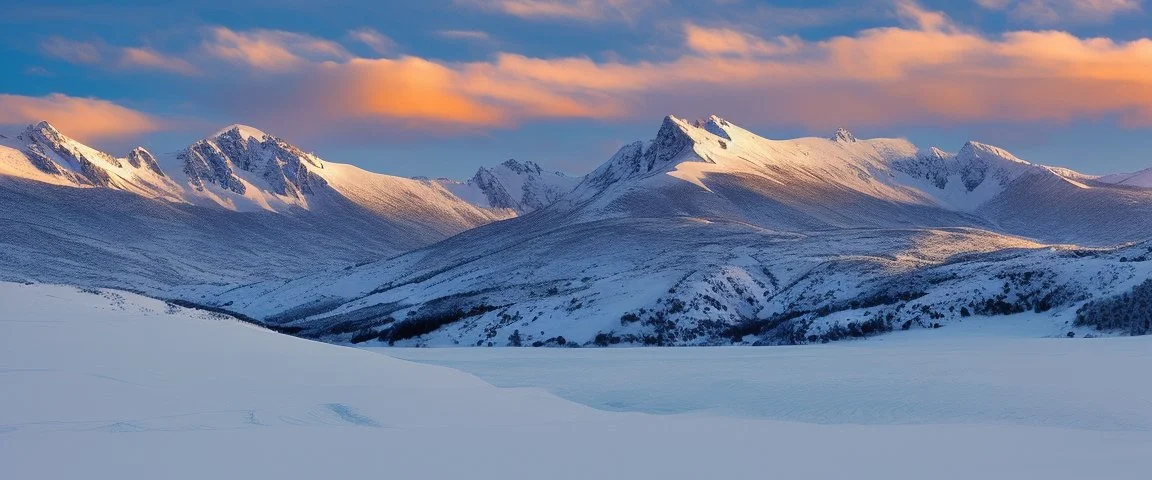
[1076,279,1152,336]
[164,298,303,334]
[362,294,504,345]
[726,290,927,343]
[263,296,349,324]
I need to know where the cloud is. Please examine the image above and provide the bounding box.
[263,1,1152,131]
[0,93,159,141]
[23,66,53,77]
[976,0,1143,25]
[455,0,655,22]
[40,37,198,75]
[682,23,803,56]
[201,27,352,70]
[436,30,495,42]
[40,5,1152,137]
[347,28,395,55]
[118,47,199,75]
[40,37,102,64]
[895,0,954,31]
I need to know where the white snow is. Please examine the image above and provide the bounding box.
[1100,167,1152,188]
[211,124,270,142]
[2,282,1150,479]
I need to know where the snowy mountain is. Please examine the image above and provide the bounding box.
[169,124,511,234]
[0,121,184,201]
[1099,167,1152,188]
[211,115,1152,346]
[0,121,505,293]
[435,159,581,214]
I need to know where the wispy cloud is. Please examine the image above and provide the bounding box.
[23,66,53,77]
[29,2,1152,138]
[436,30,495,42]
[455,0,656,22]
[119,47,200,75]
[200,27,352,70]
[347,28,395,55]
[40,37,199,76]
[0,93,159,141]
[251,0,1152,131]
[976,0,1143,25]
[40,37,102,64]
[682,23,803,57]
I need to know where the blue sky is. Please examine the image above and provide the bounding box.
[2,0,1152,177]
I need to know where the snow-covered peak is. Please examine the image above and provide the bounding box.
[0,121,182,199]
[28,120,64,140]
[499,158,543,176]
[126,146,164,176]
[438,158,581,214]
[956,141,1030,166]
[1098,166,1152,188]
[831,127,857,143]
[211,124,271,143]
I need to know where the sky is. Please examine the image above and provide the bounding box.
[2,0,1152,178]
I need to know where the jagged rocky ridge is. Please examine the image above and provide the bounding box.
[435,159,581,214]
[206,115,1152,347]
[3,115,1152,347]
[0,122,507,293]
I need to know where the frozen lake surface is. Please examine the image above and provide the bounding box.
[379,324,1152,432]
[5,283,1150,479]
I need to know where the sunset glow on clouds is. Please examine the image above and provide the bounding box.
[152,1,1152,130]
[0,94,158,141]
[3,0,1152,175]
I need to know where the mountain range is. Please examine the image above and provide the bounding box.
[1,116,1150,345]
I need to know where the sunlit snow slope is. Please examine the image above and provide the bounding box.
[2,282,1149,480]
[0,122,506,292]
[220,116,1152,346]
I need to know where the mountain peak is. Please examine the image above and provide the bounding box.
[958,141,1030,165]
[32,120,59,132]
[831,127,857,143]
[211,124,270,142]
[25,120,66,143]
[499,159,542,175]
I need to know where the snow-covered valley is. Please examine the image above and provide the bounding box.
[3,282,1150,479]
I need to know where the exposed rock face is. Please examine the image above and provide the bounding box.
[179,125,327,198]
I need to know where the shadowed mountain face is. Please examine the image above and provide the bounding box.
[0,122,507,293]
[209,116,1152,347]
[2,115,1151,347]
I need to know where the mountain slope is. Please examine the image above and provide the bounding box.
[1099,167,1152,188]
[0,122,506,294]
[217,115,1152,346]
[0,122,182,201]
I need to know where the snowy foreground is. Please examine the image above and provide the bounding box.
[2,283,1150,479]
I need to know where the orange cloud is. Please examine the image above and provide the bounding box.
[62,5,1152,134]
[314,57,505,126]
[278,11,1152,130]
[413,3,1152,129]
[0,94,159,141]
